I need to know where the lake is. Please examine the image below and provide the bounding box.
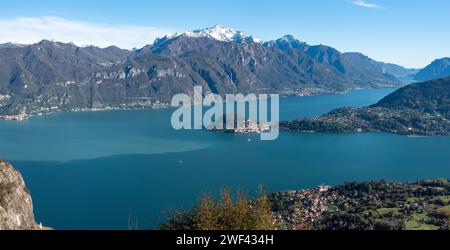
[1,88,449,229]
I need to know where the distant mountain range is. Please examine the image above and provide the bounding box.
[0,42,25,49]
[414,57,450,81]
[0,25,415,119]
[377,62,419,78]
[281,76,450,136]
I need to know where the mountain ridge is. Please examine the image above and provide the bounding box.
[414,57,450,81]
[0,25,410,120]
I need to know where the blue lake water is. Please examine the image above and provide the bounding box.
[1,88,449,229]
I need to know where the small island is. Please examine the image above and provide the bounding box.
[208,113,275,134]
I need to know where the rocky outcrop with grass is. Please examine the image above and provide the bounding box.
[0,160,39,230]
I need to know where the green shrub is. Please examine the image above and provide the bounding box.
[161,188,275,230]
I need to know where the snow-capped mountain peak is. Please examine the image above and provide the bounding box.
[154,25,261,45]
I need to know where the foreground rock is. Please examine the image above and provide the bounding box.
[0,160,41,230]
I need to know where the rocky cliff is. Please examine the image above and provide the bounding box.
[0,160,38,230]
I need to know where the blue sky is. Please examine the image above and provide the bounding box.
[0,0,449,68]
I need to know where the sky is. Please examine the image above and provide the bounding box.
[0,0,449,68]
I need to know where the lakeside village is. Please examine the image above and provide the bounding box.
[1,85,330,123]
[270,179,450,230]
[0,96,169,121]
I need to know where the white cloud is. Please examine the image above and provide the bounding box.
[0,16,173,49]
[347,0,381,9]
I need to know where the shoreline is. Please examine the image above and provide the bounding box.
[0,87,397,122]
[0,102,170,121]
